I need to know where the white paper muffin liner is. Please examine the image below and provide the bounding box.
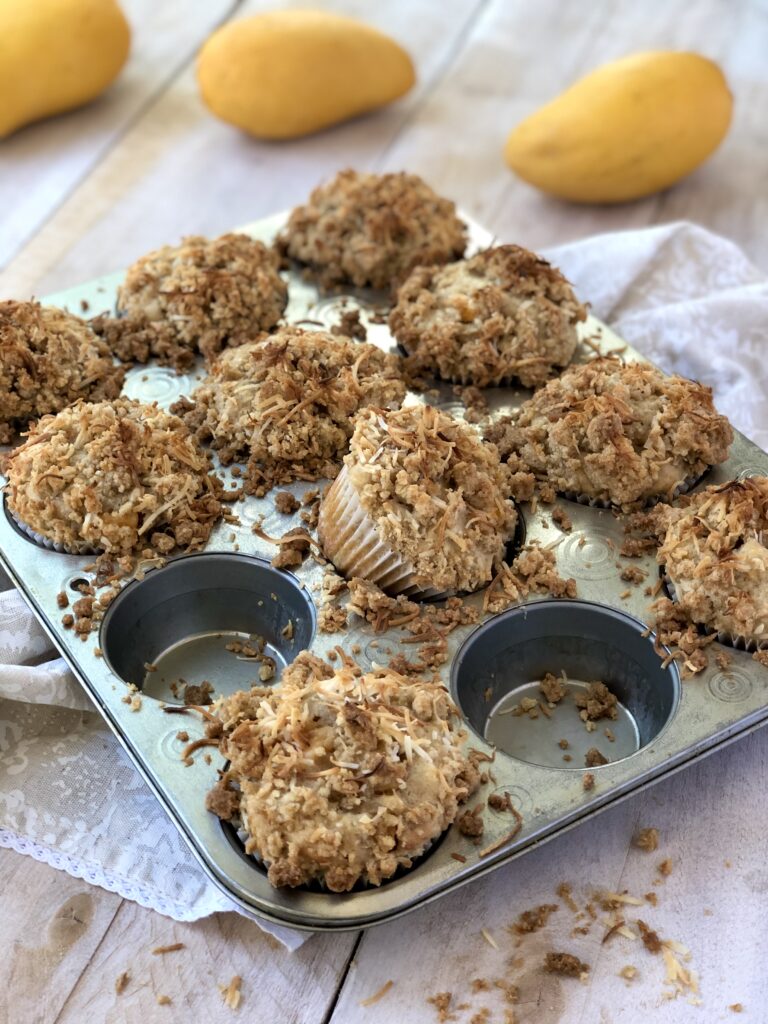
[7,506,99,556]
[663,573,768,653]
[318,466,451,599]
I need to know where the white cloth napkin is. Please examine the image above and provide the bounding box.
[1,221,766,952]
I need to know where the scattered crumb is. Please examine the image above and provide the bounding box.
[621,566,647,584]
[156,995,172,1006]
[331,307,367,340]
[182,680,214,705]
[637,919,662,954]
[558,738,569,749]
[481,927,499,950]
[575,681,619,722]
[152,943,185,955]
[427,992,457,1022]
[274,491,300,514]
[544,952,590,978]
[219,975,242,1010]
[176,730,189,742]
[115,971,130,995]
[456,806,485,839]
[557,882,579,913]
[56,591,69,608]
[724,859,732,869]
[359,980,394,1007]
[585,748,608,767]
[551,505,573,532]
[488,791,515,813]
[583,772,595,791]
[619,965,638,982]
[645,892,658,906]
[511,904,559,935]
[729,1004,744,1013]
[451,852,467,864]
[539,671,568,704]
[633,827,660,852]
[658,857,673,877]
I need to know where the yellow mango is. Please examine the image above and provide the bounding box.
[0,0,130,139]
[504,52,733,204]
[197,9,415,140]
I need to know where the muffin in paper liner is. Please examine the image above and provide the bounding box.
[663,574,768,654]
[318,465,450,599]
[317,404,517,599]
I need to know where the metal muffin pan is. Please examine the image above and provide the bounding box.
[2,211,768,932]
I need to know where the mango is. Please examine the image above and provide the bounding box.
[504,52,733,204]
[0,0,130,139]
[197,9,415,140]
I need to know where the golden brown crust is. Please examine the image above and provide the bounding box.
[175,325,406,495]
[390,246,585,387]
[0,301,124,443]
[503,359,733,509]
[99,233,288,367]
[5,398,222,553]
[277,170,467,290]
[658,477,768,645]
[208,665,479,891]
[335,404,517,593]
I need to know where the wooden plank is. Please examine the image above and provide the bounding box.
[330,727,768,1022]
[0,0,489,299]
[0,0,239,273]
[381,0,768,270]
[0,848,122,1024]
[52,897,358,1024]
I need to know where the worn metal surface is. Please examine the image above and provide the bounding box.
[1,212,767,931]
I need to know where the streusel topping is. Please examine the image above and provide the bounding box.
[496,359,733,509]
[207,659,479,891]
[5,398,222,553]
[95,233,287,368]
[175,325,406,495]
[390,246,586,387]
[658,477,768,645]
[277,170,467,290]
[0,300,123,443]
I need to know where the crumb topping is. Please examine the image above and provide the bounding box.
[277,169,466,290]
[96,233,287,368]
[0,300,124,443]
[328,404,516,593]
[390,246,585,388]
[658,477,768,645]
[498,359,733,509]
[175,326,405,495]
[5,398,222,553]
[206,661,479,891]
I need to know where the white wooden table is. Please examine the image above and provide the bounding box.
[1,2,767,1021]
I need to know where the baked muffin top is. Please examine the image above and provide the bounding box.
[0,300,124,444]
[4,398,221,553]
[277,169,467,290]
[206,659,479,892]
[175,325,406,495]
[335,403,517,593]
[496,359,733,509]
[96,233,288,369]
[389,246,586,388]
[658,477,768,646]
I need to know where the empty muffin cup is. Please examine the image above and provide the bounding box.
[100,552,316,703]
[451,599,680,770]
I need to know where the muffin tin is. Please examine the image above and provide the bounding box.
[2,211,768,932]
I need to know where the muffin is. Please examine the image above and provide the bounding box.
[389,245,586,387]
[206,660,479,891]
[93,233,287,369]
[318,403,517,597]
[658,477,768,648]
[174,325,406,495]
[4,398,222,553]
[277,169,467,289]
[0,300,124,444]
[497,359,733,509]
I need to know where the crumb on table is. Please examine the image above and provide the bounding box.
[543,951,590,977]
